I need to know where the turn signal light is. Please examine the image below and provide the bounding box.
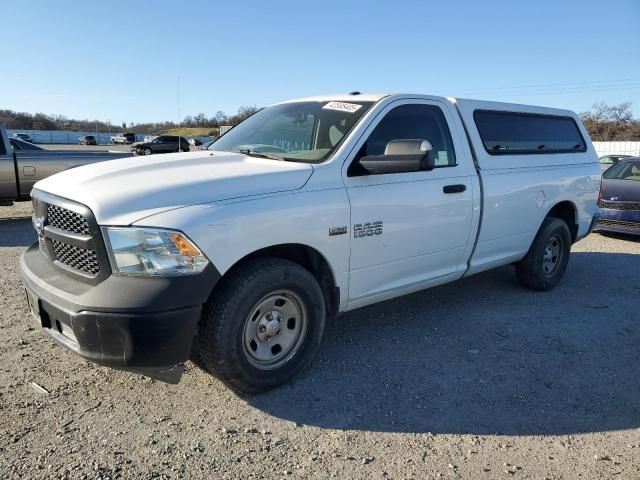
[170,233,201,257]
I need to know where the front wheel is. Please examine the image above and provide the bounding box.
[143,148,152,155]
[516,217,571,291]
[196,258,326,394]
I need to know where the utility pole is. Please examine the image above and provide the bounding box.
[177,75,181,132]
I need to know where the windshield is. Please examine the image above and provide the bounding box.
[600,155,629,164]
[209,100,374,163]
[603,160,640,180]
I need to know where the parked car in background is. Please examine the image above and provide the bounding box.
[9,138,44,151]
[594,157,640,236]
[188,136,213,147]
[14,133,34,143]
[0,122,133,203]
[132,135,190,155]
[111,132,137,144]
[199,139,217,150]
[599,154,631,172]
[21,93,600,392]
[79,135,98,145]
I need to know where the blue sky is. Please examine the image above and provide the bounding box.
[2,0,639,124]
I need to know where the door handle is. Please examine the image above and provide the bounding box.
[443,184,467,194]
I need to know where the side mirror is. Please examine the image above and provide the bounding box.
[358,139,435,175]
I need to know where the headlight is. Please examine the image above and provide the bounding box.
[102,227,209,276]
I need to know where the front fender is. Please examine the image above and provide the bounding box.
[134,189,352,310]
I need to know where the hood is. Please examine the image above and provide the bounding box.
[601,178,640,202]
[34,151,313,225]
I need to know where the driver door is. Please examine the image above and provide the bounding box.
[152,137,167,153]
[343,99,476,307]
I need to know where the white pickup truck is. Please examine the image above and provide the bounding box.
[21,93,600,393]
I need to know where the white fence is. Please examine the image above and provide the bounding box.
[6,129,146,145]
[592,141,640,157]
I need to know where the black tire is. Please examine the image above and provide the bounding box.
[516,217,571,291]
[196,257,326,394]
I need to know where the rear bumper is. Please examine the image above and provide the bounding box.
[21,242,220,382]
[593,208,640,236]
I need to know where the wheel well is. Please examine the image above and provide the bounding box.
[224,244,339,318]
[547,201,578,242]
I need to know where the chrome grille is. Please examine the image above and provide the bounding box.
[51,240,100,275]
[47,204,91,235]
[600,200,640,211]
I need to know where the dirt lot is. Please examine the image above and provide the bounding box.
[1,201,639,479]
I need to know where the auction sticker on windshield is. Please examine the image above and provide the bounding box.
[322,101,363,113]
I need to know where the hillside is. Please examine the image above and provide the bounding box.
[159,127,219,137]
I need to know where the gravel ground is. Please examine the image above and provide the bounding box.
[1,201,639,479]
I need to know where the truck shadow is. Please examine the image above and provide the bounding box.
[595,231,640,243]
[247,250,640,435]
[0,217,36,247]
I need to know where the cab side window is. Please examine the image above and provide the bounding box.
[357,104,456,169]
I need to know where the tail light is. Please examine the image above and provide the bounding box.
[597,180,603,207]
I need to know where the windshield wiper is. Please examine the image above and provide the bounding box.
[238,149,283,161]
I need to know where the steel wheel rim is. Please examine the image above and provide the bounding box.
[144,149,151,155]
[543,234,563,277]
[242,290,307,370]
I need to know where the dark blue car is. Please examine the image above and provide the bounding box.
[593,157,640,236]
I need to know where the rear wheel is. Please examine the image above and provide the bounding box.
[516,217,571,291]
[197,258,326,394]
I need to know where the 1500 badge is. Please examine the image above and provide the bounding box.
[354,221,383,238]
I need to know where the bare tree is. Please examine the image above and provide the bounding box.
[229,105,260,125]
[194,113,207,126]
[580,102,637,141]
[212,110,228,125]
[0,104,265,134]
[607,102,633,139]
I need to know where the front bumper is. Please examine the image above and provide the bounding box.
[593,208,640,236]
[21,242,220,383]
